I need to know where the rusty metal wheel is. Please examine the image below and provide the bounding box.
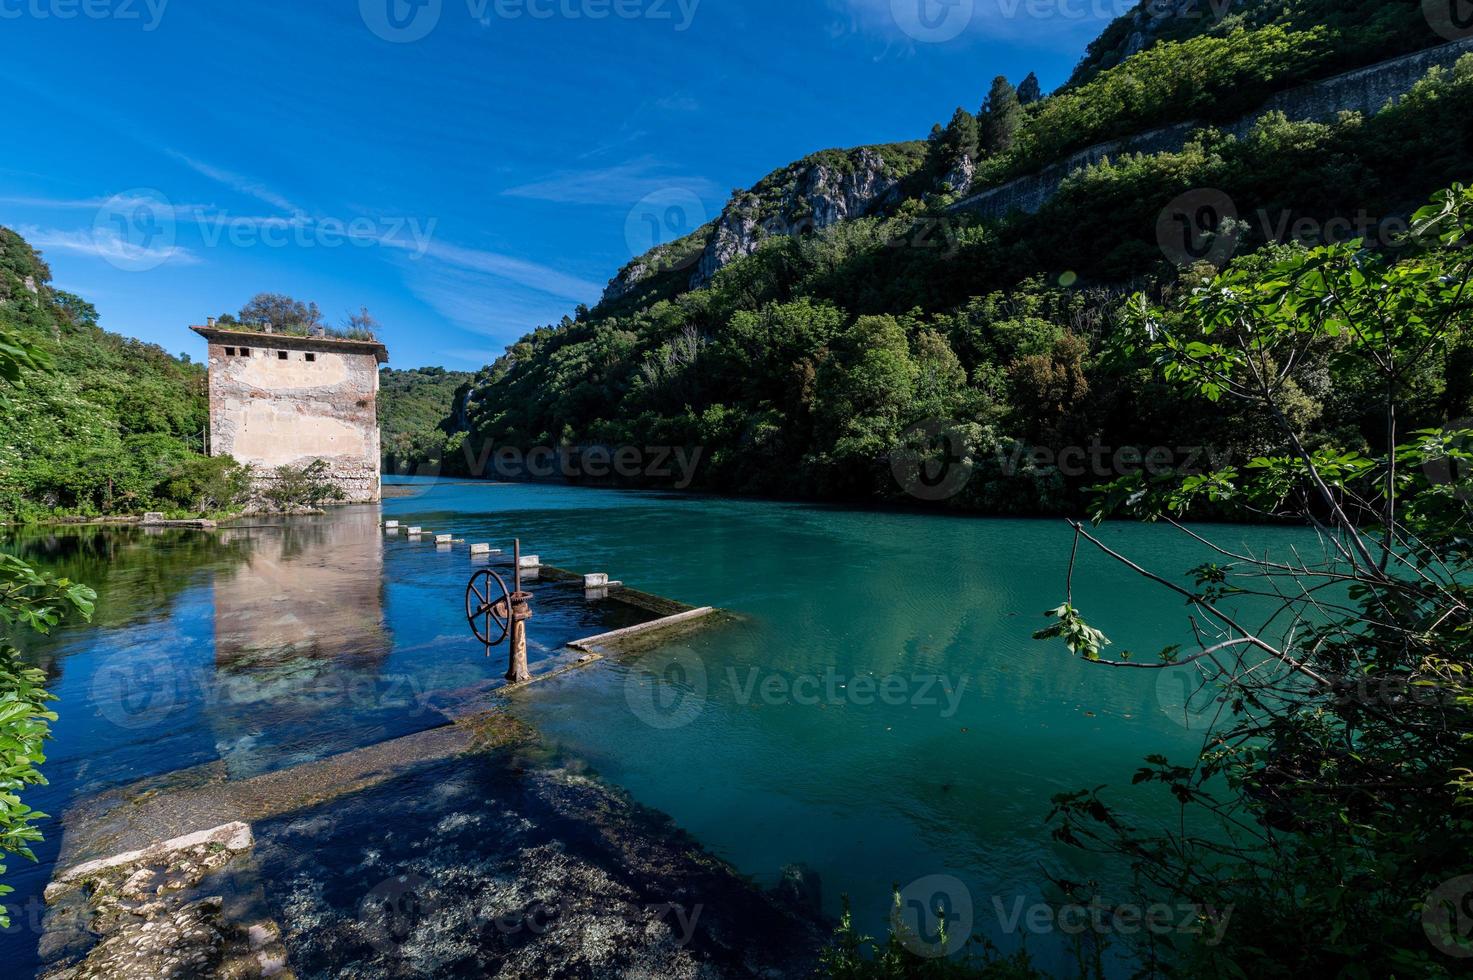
[466,568,512,648]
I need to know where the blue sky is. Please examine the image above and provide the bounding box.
[0,0,1119,369]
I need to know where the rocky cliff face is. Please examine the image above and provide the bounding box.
[689,147,905,288]
[600,147,908,305]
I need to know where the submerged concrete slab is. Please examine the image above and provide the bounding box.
[569,607,718,654]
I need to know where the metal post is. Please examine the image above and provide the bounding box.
[507,538,531,683]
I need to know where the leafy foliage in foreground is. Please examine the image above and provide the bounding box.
[820,897,1041,979]
[0,328,95,925]
[1035,185,1473,975]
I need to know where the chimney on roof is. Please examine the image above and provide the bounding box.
[312,324,326,338]
[206,316,216,327]
[264,321,274,335]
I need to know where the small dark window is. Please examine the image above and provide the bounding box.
[278,350,288,360]
[241,347,252,357]
[224,347,236,356]
[305,353,316,362]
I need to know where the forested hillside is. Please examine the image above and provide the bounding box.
[378,366,474,467]
[434,2,1473,511]
[0,230,249,521]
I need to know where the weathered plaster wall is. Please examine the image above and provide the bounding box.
[206,339,382,502]
[952,37,1473,222]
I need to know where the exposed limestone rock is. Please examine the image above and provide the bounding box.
[692,194,762,286]
[602,258,651,303]
[40,822,293,980]
[942,155,976,197]
[690,146,902,288]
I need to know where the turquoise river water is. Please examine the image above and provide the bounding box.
[0,480,1316,976]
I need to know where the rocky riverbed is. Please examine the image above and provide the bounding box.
[39,716,829,978]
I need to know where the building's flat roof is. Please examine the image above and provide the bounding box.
[191,325,389,364]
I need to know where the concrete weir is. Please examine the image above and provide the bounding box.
[42,554,735,976]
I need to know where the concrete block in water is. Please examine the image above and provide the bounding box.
[519,555,541,569]
[384,521,400,529]
[471,544,492,555]
[408,526,423,535]
[436,534,452,544]
[585,573,609,588]
[143,512,165,525]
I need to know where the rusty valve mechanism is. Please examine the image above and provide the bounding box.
[464,539,534,683]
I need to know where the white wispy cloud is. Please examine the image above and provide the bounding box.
[403,258,584,349]
[389,238,601,302]
[0,193,208,217]
[500,157,719,207]
[17,224,199,267]
[166,150,306,217]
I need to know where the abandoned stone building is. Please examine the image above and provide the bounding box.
[192,321,389,503]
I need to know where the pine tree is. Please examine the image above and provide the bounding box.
[940,107,979,168]
[978,75,1024,157]
[1017,71,1043,105]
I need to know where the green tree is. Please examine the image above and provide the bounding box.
[978,76,1024,157]
[237,292,323,331]
[1016,71,1043,106]
[937,107,979,184]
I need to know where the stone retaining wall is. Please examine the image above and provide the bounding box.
[952,37,1473,222]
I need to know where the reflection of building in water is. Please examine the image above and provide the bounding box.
[212,508,388,669]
